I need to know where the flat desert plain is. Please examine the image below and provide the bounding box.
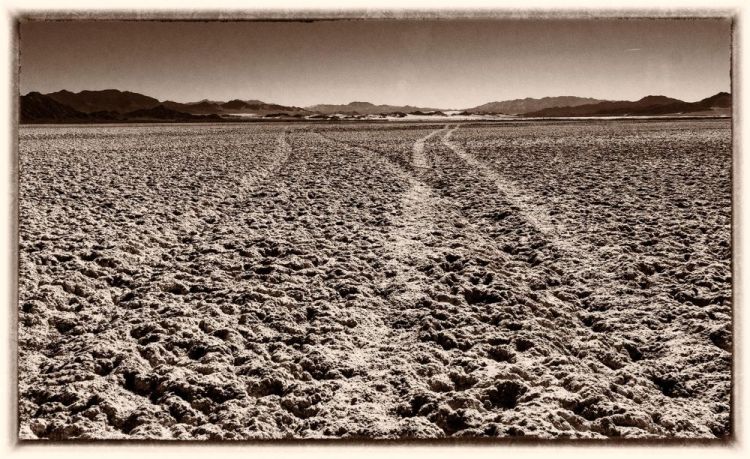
[17,120,732,440]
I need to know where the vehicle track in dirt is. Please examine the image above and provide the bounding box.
[442,125,597,260]
[428,124,728,436]
[318,126,715,439]
[18,127,293,440]
[18,122,731,440]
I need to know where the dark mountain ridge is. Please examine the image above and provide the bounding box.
[524,92,731,117]
[20,93,223,124]
[46,89,161,114]
[306,101,443,115]
[20,89,732,123]
[34,89,307,117]
[165,99,309,115]
[465,96,605,115]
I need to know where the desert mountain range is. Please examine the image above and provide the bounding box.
[19,89,731,123]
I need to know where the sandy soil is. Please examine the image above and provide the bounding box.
[17,120,731,440]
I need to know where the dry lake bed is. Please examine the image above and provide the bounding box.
[17,119,732,440]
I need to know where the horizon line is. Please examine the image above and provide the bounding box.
[20,87,731,109]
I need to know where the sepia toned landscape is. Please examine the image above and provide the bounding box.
[16,18,733,441]
[18,119,731,439]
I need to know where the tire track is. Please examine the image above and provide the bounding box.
[310,130,472,437]
[310,128,535,437]
[324,126,717,438]
[412,126,449,169]
[315,129,632,437]
[320,127,586,314]
[308,129,703,438]
[398,127,597,319]
[17,126,292,440]
[442,125,594,259]
[387,127,452,304]
[237,130,292,196]
[20,123,724,439]
[257,131,422,437]
[309,129,505,437]
[428,124,722,438]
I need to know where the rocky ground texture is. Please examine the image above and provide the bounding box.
[18,120,732,440]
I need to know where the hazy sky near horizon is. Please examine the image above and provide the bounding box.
[19,19,731,108]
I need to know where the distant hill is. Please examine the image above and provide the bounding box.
[524,93,732,117]
[220,99,309,115]
[164,98,309,116]
[694,92,732,109]
[465,96,604,115]
[20,93,222,124]
[46,89,161,113]
[20,89,732,123]
[307,101,443,115]
[161,100,222,115]
[20,92,92,123]
[26,89,308,118]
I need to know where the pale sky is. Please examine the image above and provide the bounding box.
[19,19,731,108]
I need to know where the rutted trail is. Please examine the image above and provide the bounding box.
[425,123,729,439]
[387,127,450,302]
[412,127,448,169]
[18,126,292,440]
[442,125,590,257]
[438,124,730,437]
[319,126,708,439]
[18,121,731,440]
[237,131,292,197]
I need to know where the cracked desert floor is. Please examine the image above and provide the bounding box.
[18,119,732,440]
